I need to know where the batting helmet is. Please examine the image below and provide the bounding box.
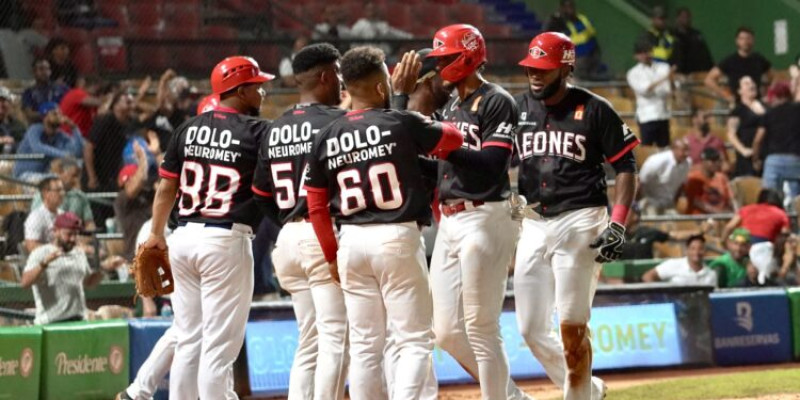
[427,24,486,83]
[196,94,220,114]
[210,56,274,95]
[518,32,575,70]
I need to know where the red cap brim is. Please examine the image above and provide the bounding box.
[427,46,462,57]
[518,58,561,69]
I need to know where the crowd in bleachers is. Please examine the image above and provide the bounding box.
[0,0,798,325]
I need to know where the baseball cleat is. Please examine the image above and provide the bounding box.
[591,376,607,399]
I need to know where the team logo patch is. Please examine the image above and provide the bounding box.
[433,38,445,49]
[574,104,584,120]
[562,48,576,64]
[529,46,547,59]
[462,32,479,51]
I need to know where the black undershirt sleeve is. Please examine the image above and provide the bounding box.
[445,147,510,178]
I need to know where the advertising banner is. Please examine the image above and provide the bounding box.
[41,320,130,399]
[710,290,792,365]
[245,303,682,394]
[129,319,172,400]
[785,288,800,359]
[0,326,41,400]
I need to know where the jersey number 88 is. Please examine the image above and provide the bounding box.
[178,161,241,217]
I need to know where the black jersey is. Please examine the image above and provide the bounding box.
[438,82,518,201]
[251,103,346,224]
[515,86,640,217]
[304,109,445,224]
[159,107,266,228]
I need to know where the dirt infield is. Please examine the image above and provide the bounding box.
[438,363,800,399]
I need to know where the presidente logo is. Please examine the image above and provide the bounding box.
[0,347,34,378]
[20,348,33,378]
[736,302,753,332]
[55,346,125,376]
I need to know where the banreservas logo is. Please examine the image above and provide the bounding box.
[54,345,125,376]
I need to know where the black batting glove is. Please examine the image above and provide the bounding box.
[589,222,625,263]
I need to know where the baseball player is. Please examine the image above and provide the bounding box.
[143,56,273,400]
[116,99,222,400]
[251,43,349,400]
[514,32,637,400]
[304,46,463,400]
[425,24,529,400]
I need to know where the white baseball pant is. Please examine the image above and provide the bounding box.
[514,206,606,400]
[272,220,349,400]
[124,327,176,400]
[338,222,435,400]
[430,201,527,400]
[168,222,254,400]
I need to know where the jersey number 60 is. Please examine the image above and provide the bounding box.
[337,163,402,216]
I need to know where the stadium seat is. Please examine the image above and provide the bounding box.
[96,35,127,73]
[414,3,446,29]
[127,3,164,28]
[481,24,512,37]
[55,27,91,47]
[96,3,129,31]
[450,4,485,27]
[729,176,761,210]
[164,4,201,30]
[384,3,411,29]
[72,43,97,74]
[244,45,281,72]
[633,145,660,171]
[203,25,238,40]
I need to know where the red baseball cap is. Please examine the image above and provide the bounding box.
[519,32,576,70]
[54,212,82,230]
[118,164,138,187]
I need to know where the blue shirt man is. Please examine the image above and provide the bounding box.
[14,102,83,182]
[22,59,69,122]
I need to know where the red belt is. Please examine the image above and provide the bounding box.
[440,201,484,217]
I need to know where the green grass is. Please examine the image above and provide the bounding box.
[604,368,800,400]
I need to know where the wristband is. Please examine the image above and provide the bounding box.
[610,204,630,225]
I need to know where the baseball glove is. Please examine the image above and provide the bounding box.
[131,244,174,298]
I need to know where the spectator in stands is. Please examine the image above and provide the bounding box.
[620,202,712,260]
[685,148,733,214]
[349,3,412,57]
[45,38,78,88]
[705,27,772,104]
[710,228,755,288]
[21,58,70,122]
[638,139,691,215]
[59,75,111,138]
[13,102,83,183]
[748,231,797,286]
[685,108,729,170]
[145,70,192,147]
[753,81,800,200]
[671,7,713,75]
[313,5,350,41]
[114,141,156,261]
[279,36,309,88]
[727,76,765,178]
[627,40,672,148]
[637,6,675,64]
[642,234,718,286]
[24,177,65,253]
[31,158,95,231]
[20,212,103,324]
[722,188,789,244]
[0,85,27,152]
[84,90,134,191]
[543,0,604,80]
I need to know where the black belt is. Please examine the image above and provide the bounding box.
[178,221,234,230]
